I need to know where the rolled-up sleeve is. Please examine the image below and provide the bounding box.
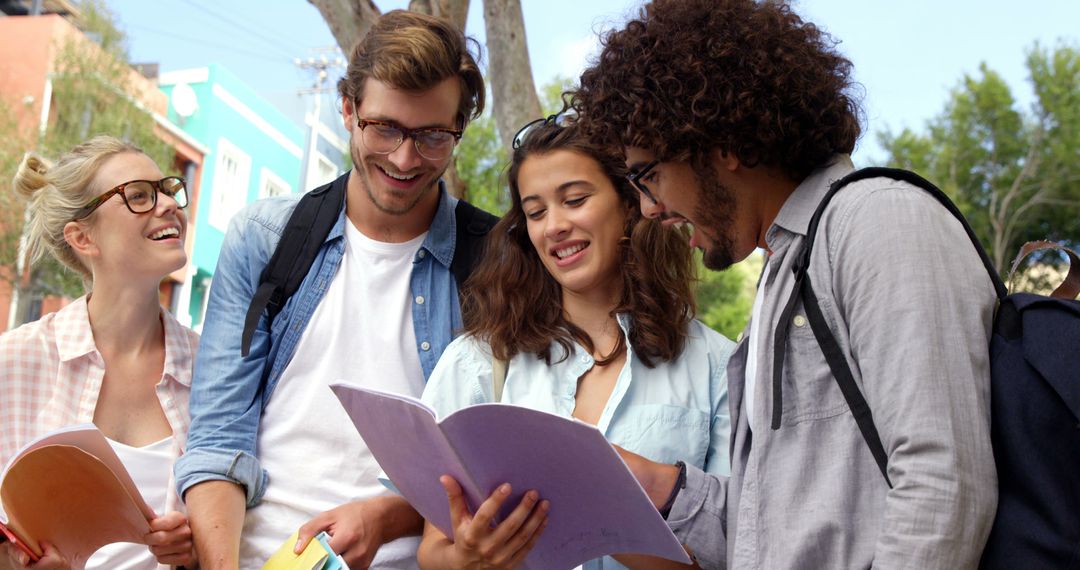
[175,206,282,506]
[667,465,728,570]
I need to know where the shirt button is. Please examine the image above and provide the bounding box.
[420,341,431,351]
[415,295,425,305]
[793,315,807,328]
[417,250,427,259]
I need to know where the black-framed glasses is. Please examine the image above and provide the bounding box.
[356,118,463,161]
[73,177,188,220]
[627,160,659,204]
[511,113,576,150]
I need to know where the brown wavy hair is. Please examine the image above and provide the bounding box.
[571,0,862,181]
[461,119,695,367]
[337,10,485,124]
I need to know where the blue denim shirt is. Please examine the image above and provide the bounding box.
[175,178,465,506]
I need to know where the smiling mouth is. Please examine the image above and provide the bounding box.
[554,242,588,259]
[149,227,180,241]
[376,165,419,182]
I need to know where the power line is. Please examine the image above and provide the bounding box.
[177,0,306,61]
[295,48,347,94]
[126,24,296,66]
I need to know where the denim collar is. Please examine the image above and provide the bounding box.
[419,179,459,269]
[328,177,458,268]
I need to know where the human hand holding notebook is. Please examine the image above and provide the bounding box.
[261,531,348,570]
[0,424,154,567]
[330,383,691,570]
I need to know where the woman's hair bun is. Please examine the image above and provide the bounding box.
[12,153,52,200]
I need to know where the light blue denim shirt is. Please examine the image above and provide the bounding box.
[421,316,734,569]
[176,177,465,505]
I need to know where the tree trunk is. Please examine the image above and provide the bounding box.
[408,0,470,30]
[308,0,381,54]
[310,0,531,200]
[482,0,542,156]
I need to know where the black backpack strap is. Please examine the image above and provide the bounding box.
[240,173,348,356]
[802,277,893,486]
[771,166,1005,486]
[451,200,499,291]
[810,168,1006,298]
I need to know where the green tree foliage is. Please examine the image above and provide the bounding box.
[1,0,176,320]
[540,75,576,115]
[879,43,1080,274]
[0,99,32,282]
[457,111,508,213]
[695,253,759,340]
[44,1,172,169]
[457,76,579,215]
[0,101,84,305]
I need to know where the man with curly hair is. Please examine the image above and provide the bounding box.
[573,0,998,568]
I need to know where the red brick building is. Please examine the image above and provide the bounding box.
[0,10,206,331]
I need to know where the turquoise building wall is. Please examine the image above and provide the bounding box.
[160,65,305,329]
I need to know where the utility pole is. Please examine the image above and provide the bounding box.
[295,48,346,191]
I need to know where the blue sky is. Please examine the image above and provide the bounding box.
[107,0,1079,164]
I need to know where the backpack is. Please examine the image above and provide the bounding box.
[772,167,1080,567]
[240,172,499,356]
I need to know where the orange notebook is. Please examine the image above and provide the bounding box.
[0,424,154,567]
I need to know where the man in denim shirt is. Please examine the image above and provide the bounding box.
[573,0,997,568]
[174,11,488,569]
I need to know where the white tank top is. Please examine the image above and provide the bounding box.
[85,435,173,570]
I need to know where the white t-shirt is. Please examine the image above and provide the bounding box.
[239,219,427,569]
[744,259,771,431]
[85,436,173,570]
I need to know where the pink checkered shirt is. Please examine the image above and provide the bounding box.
[0,296,199,471]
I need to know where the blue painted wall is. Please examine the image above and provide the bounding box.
[160,65,305,327]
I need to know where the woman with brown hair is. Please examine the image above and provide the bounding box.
[0,136,197,569]
[416,117,734,569]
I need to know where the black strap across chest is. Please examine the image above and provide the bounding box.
[240,173,497,356]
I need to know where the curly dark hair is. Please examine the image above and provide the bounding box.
[461,119,695,368]
[572,0,862,181]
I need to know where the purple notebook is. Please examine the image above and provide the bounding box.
[330,383,691,570]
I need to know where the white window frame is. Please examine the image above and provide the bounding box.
[259,167,292,199]
[307,151,340,190]
[209,137,252,231]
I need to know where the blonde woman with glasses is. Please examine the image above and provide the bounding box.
[0,136,198,569]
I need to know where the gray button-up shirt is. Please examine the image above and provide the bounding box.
[667,156,998,569]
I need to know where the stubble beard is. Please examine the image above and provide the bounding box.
[695,164,739,271]
[350,135,447,215]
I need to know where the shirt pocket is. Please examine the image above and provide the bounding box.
[607,404,712,468]
[780,311,850,425]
